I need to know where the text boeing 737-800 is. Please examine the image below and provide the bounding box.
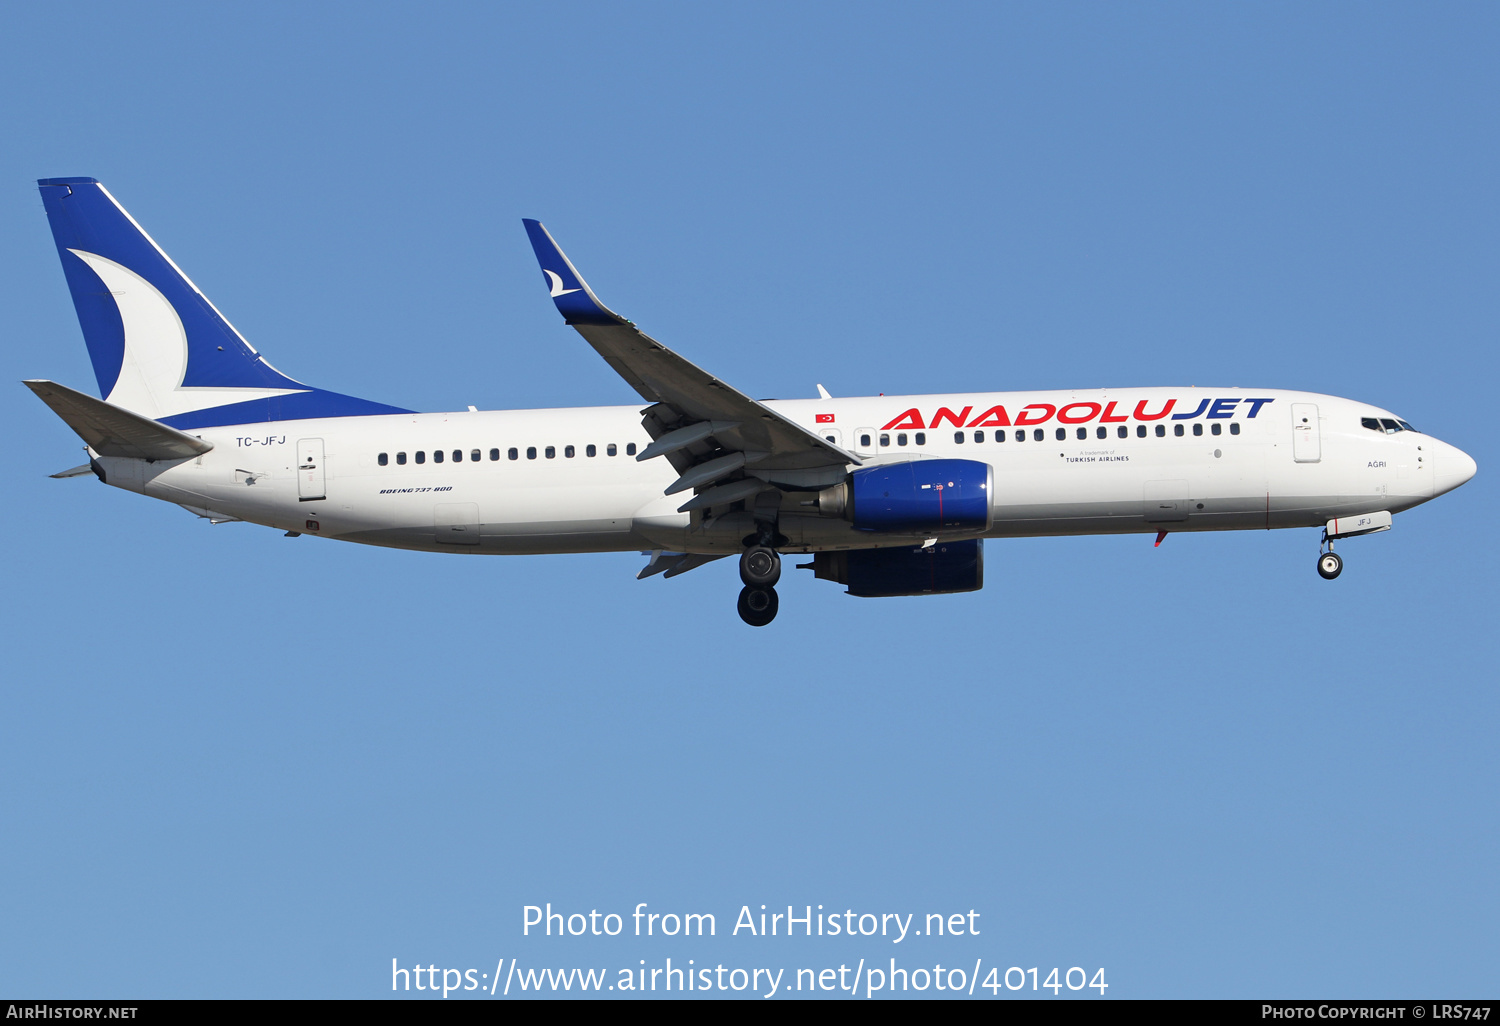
[26,178,1476,625]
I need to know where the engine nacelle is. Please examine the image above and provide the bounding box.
[818,458,992,533]
[806,540,984,597]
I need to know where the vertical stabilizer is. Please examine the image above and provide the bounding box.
[36,178,409,429]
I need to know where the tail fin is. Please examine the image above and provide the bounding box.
[36,178,409,429]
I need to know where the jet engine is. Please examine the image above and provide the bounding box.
[815,458,993,533]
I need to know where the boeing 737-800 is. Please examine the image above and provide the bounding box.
[26,178,1477,625]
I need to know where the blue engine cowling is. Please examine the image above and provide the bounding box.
[806,540,984,597]
[848,458,992,533]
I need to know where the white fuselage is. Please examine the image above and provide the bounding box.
[96,387,1472,555]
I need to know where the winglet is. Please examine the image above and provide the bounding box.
[522,219,625,326]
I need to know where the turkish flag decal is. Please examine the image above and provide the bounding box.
[815,413,835,424]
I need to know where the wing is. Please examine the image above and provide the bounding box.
[522,220,860,510]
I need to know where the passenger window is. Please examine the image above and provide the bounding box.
[489,448,499,461]
[994,431,1004,443]
[824,434,836,443]
[508,447,518,460]
[453,450,462,462]
[880,434,890,447]
[472,449,481,462]
[1033,429,1044,442]
[1211,423,1221,436]
[586,444,597,457]
[1117,426,1127,438]
[545,446,556,459]
[565,445,575,458]
[626,443,637,455]
[1077,427,1087,440]
[897,433,908,446]
[416,451,426,464]
[1361,417,1381,431]
[954,431,965,444]
[1136,425,1147,438]
[914,432,925,445]
[1155,424,1165,437]
[526,447,537,460]
[378,452,388,466]
[1055,428,1066,441]
[396,452,407,465]
[974,431,985,443]
[1174,424,1184,436]
[1192,423,1203,436]
[1096,426,1107,439]
[859,433,872,447]
[607,443,617,456]
[434,450,444,463]
[1015,429,1025,442]
[1229,423,1240,435]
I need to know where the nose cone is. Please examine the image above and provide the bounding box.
[1432,440,1477,497]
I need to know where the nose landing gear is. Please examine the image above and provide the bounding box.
[1317,529,1343,579]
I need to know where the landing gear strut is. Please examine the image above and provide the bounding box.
[1317,530,1343,580]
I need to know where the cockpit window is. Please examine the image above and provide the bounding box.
[1361,417,1381,432]
[1379,418,1401,434]
[1397,420,1417,432]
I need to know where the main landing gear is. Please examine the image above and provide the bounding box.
[736,533,783,627]
[1317,529,1343,580]
[737,585,779,627]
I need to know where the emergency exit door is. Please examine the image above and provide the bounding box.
[297,438,326,500]
[1291,404,1320,463]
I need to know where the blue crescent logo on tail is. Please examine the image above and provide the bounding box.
[544,269,580,298]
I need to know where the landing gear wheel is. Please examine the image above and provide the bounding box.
[1317,551,1343,580]
[739,545,781,588]
[737,586,779,627]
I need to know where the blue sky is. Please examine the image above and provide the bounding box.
[1,1,1495,999]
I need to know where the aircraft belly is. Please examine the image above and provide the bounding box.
[340,524,657,554]
[989,501,1272,537]
[684,511,973,554]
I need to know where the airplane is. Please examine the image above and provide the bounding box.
[26,177,1477,626]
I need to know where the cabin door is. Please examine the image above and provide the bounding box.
[297,438,326,501]
[1291,403,1321,463]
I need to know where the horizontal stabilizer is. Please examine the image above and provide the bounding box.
[50,463,96,479]
[24,379,213,460]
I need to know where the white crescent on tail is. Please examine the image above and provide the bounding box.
[68,249,304,420]
[544,269,580,298]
